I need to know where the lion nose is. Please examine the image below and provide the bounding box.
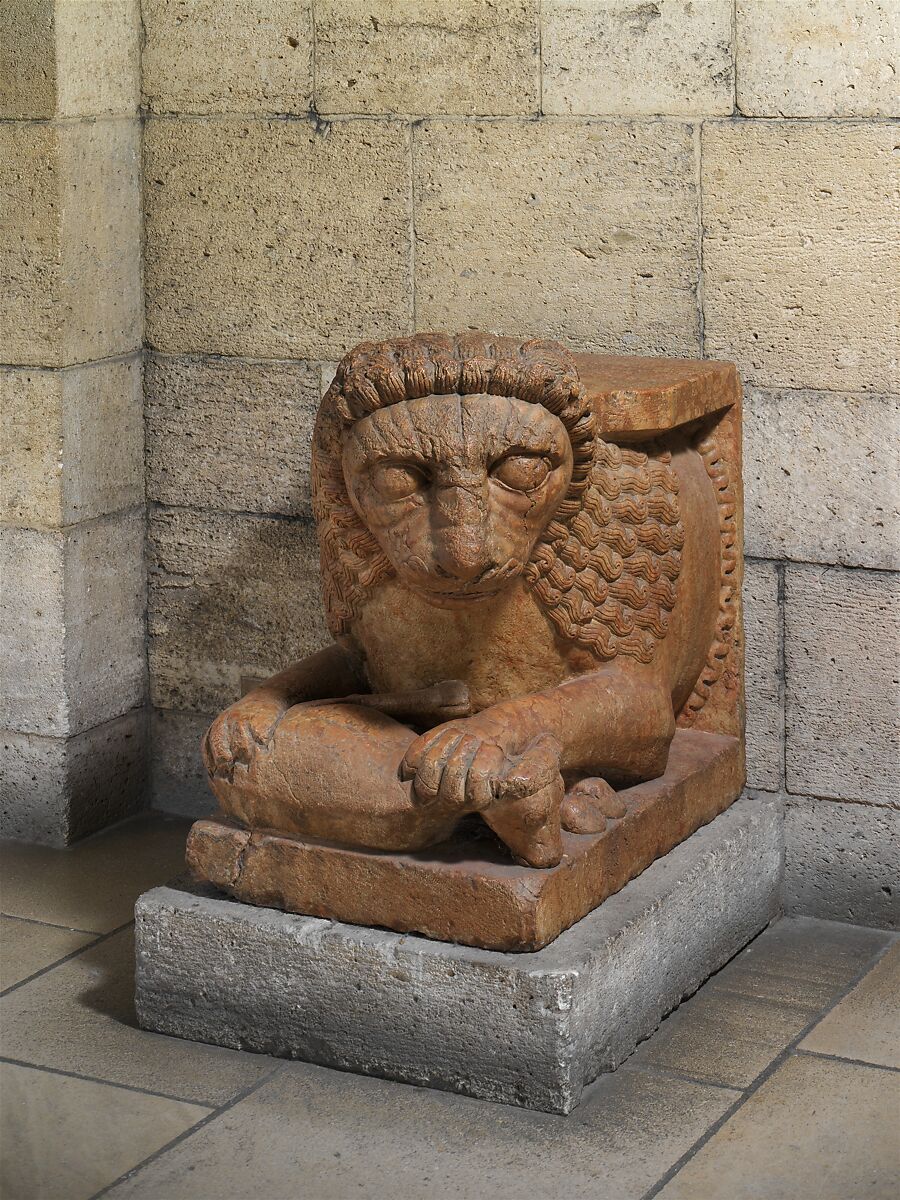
[432,485,491,582]
[435,538,487,582]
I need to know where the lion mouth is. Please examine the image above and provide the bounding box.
[426,588,499,604]
[404,557,519,604]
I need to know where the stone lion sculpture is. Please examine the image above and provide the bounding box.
[201,332,731,870]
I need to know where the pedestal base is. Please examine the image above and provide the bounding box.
[187,728,744,951]
[136,793,781,1114]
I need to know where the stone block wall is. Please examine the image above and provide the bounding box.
[140,1,898,928]
[0,0,147,843]
[3,3,896,925]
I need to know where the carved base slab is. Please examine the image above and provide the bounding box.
[187,728,745,951]
[138,794,780,1113]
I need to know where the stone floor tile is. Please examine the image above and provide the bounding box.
[628,987,813,1088]
[703,916,893,1011]
[0,1061,210,1200]
[800,942,900,1069]
[104,1059,738,1200]
[0,812,190,932]
[0,915,94,992]
[0,928,280,1105]
[656,1055,900,1200]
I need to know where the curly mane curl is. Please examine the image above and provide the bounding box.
[311,332,682,665]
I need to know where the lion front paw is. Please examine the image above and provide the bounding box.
[561,777,627,834]
[400,718,566,867]
[202,695,288,780]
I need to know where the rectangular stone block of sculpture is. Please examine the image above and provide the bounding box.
[188,727,743,951]
[137,794,781,1114]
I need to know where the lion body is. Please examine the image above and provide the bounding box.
[202,333,738,864]
[312,332,733,732]
[343,433,721,724]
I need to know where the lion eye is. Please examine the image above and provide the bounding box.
[372,463,427,500]
[491,454,550,492]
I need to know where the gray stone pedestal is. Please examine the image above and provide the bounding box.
[135,793,781,1114]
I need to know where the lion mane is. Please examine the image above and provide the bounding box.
[311,332,684,666]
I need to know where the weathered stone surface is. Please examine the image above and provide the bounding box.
[743,560,783,792]
[0,514,145,738]
[319,361,338,397]
[60,511,147,736]
[53,0,140,116]
[137,793,781,1113]
[0,927,278,1102]
[700,915,892,1012]
[143,118,412,359]
[630,984,814,1090]
[142,0,312,115]
[736,0,900,118]
[801,942,900,1069]
[0,120,141,367]
[0,711,147,846]
[150,708,217,820]
[189,731,744,951]
[0,1061,208,1200]
[2,732,71,846]
[784,564,899,804]
[414,121,700,356]
[745,388,900,570]
[0,4,144,850]
[542,0,733,116]
[316,0,539,116]
[0,812,190,932]
[0,0,55,117]
[0,357,143,528]
[656,1055,899,1200]
[702,121,899,392]
[0,369,68,524]
[0,1,139,118]
[0,527,65,735]
[97,1065,739,1200]
[0,916,93,990]
[574,353,740,439]
[784,797,899,930]
[148,506,329,713]
[144,354,319,515]
[748,387,900,568]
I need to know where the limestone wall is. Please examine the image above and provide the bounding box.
[3,3,896,923]
[1,1,147,842]
[141,1,897,926]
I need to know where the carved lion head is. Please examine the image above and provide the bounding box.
[312,333,683,665]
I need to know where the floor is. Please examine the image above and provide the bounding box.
[1,815,897,1200]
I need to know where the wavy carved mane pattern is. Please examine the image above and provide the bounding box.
[311,335,737,692]
[678,429,740,722]
[525,441,684,665]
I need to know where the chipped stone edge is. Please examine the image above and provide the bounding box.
[135,793,782,1114]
